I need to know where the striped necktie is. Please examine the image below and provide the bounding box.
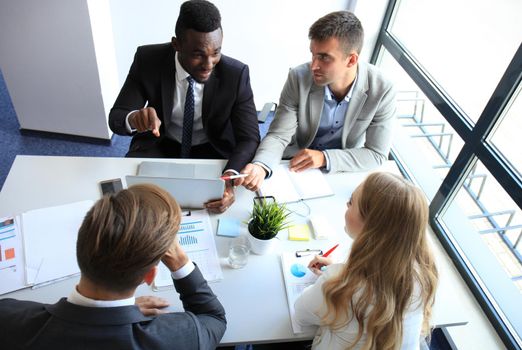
[180,76,194,158]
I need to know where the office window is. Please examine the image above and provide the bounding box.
[488,84,522,177]
[440,159,522,335]
[379,50,464,192]
[388,0,522,123]
[372,0,522,347]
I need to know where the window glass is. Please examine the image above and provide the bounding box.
[488,84,522,177]
[389,0,522,122]
[440,159,522,338]
[378,50,464,197]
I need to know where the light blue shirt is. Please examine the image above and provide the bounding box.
[310,77,357,171]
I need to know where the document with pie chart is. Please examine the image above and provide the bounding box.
[281,252,319,333]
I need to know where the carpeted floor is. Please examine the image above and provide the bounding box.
[0,69,132,191]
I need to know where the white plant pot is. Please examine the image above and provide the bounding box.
[247,233,277,255]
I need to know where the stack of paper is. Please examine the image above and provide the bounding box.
[0,217,25,295]
[0,200,94,295]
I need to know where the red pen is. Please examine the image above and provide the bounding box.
[311,243,339,272]
[322,243,339,257]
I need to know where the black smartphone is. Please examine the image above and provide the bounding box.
[99,178,123,196]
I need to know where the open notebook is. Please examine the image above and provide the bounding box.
[259,164,334,203]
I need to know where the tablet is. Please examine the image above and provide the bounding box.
[125,175,225,209]
[137,161,222,179]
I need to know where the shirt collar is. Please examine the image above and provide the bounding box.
[175,52,191,83]
[68,286,135,308]
[324,74,358,102]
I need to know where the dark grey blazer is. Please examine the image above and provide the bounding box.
[0,266,226,350]
[109,43,260,172]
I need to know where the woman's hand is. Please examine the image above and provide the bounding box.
[308,255,333,275]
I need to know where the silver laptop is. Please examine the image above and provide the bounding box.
[125,175,225,209]
[138,161,222,179]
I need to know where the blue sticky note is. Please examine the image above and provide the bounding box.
[216,218,241,237]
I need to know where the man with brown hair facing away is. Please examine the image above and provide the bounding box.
[0,184,226,350]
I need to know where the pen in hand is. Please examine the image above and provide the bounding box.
[220,173,249,181]
[308,243,338,274]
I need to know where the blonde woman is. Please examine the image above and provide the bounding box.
[295,172,438,350]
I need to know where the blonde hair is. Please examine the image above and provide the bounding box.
[321,172,438,349]
[77,184,181,292]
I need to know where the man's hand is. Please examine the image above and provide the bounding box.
[162,239,189,272]
[135,296,170,316]
[205,172,235,213]
[238,163,267,192]
[129,107,162,137]
[289,149,326,172]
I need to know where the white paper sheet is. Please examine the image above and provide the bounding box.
[21,200,94,286]
[154,210,223,290]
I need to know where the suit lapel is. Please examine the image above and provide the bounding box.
[342,63,368,147]
[161,47,176,129]
[303,83,324,147]
[202,71,218,127]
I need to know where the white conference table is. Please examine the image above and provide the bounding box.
[0,155,467,345]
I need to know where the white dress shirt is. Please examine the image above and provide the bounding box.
[124,52,207,147]
[68,261,195,308]
[168,53,207,145]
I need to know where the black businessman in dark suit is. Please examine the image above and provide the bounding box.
[109,0,260,213]
[0,184,226,350]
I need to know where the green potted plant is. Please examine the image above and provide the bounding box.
[247,198,290,254]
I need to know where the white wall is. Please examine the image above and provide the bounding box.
[0,0,388,138]
[108,0,387,109]
[0,0,118,139]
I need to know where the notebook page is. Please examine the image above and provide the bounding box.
[258,164,301,203]
[288,168,334,200]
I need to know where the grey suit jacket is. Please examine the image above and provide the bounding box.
[0,266,226,350]
[253,61,396,173]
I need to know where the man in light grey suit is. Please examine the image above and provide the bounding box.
[239,11,396,191]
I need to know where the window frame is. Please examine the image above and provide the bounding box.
[370,0,522,348]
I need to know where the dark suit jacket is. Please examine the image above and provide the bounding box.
[109,43,260,172]
[0,266,226,350]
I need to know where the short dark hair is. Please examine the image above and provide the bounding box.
[308,11,364,55]
[175,0,222,39]
[76,184,181,292]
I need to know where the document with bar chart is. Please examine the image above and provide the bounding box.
[154,210,223,290]
[0,216,25,295]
